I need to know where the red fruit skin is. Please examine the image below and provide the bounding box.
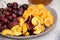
[2,18,8,23]
[9,21,19,28]
[6,8,12,11]
[27,23,34,30]
[5,11,10,16]
[12,14,17,18]
[19,7,24,12]
[7,3,13,8]
[0,15,5,19]
[13,2,18,9]
[26,15,34,30]
[8,16,13,20]
[12,9,18,14]
[3,24,7,29]
[0,27,3,32]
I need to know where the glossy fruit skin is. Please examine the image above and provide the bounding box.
[17,11,23,16]
[12,14,17,18]
[8,16,13,21]
[26,15,34,30]
[0,8,4,12]
[6,8,12,12]
[0,3,28,32]
[19,7,24,12]
[5,11,10,16]
[0,8,4,14]
[23,4,28,10]
[19,4,28,10]
[3,24,7,29]
[12,9,18,14]
[0,27,3,32]
[12,2,18,9]
[8,21,19,28]
[7,3,13,8]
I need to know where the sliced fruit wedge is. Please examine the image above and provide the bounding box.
[44,17,54,27]
[2,29,14,36]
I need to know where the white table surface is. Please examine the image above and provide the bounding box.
[0,0,60,40]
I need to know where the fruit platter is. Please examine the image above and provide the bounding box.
[0,2,57,39]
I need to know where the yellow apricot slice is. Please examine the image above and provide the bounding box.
[47,10,54,20]
[2,29,14,36]
[11,25,19,31]
[22,23,28,34]
[17,26,22,32]
[18,17,25,26]
[25,32,30,36]
[13,30,22,36]
[33,25,45,34]
[44,17,54,27]
[31,16,43,26]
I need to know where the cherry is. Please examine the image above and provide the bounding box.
[0,8,4,15]
[12,14,17,18]
[0,23,2,26]
[23,4,28,10]
[7,3,13,8]
[0,15,5,21]
[3,24,7,29]
[0,27,3,32]
[5,11,10,16]
[8,16,13,20]
[6,8,12,12]
[19,4,28,10]
[19,7,24,12]
[3,18,8,23]
[12,9,18,14]
[18,11,23,16]
[13,2,18,9]
[0,8,4,12]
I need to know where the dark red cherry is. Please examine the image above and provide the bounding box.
[8,16,13,20]
[7,3,13,8]
[12,14,17,18]
[12,2,18,9]
[5,11,10,16]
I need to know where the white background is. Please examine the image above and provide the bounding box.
[0,0,60,40]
